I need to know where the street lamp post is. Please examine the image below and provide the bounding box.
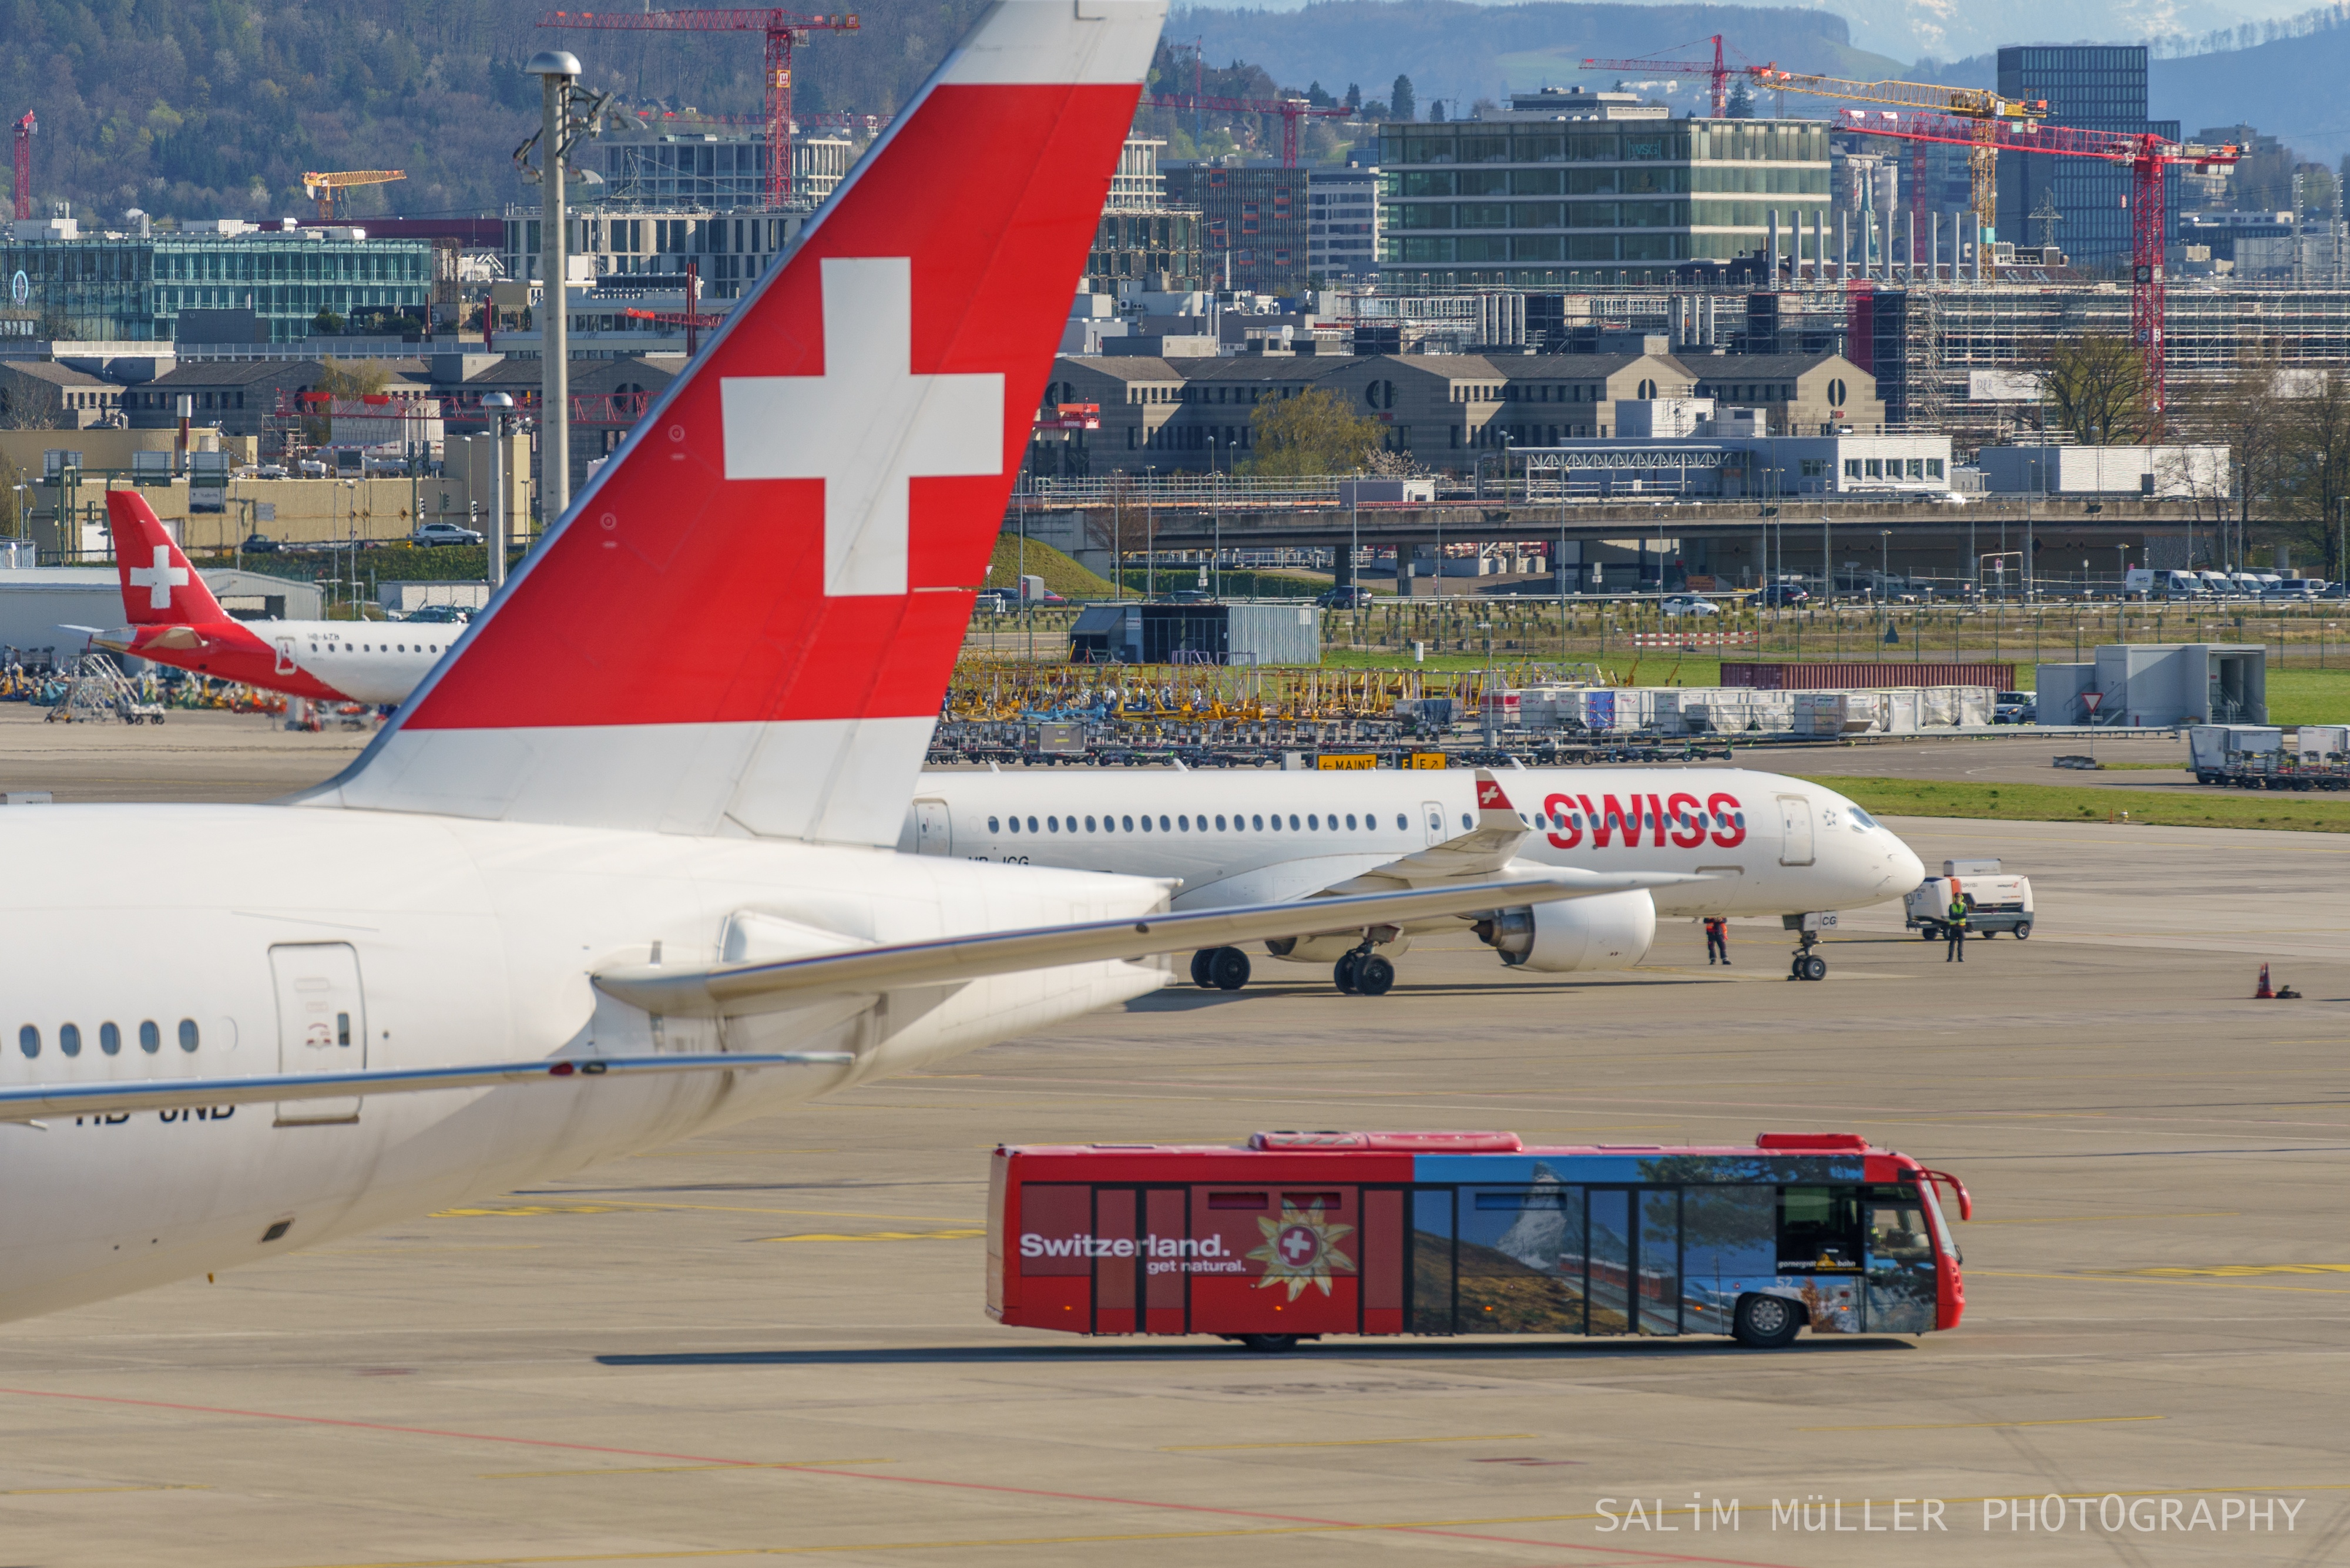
[1207,437,1220,600]
[482,392,516,591]
[1144,466,1155,599]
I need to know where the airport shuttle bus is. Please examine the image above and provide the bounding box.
[989,1131,1969,1351]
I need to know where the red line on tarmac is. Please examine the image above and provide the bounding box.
[0,1384,1800,1567]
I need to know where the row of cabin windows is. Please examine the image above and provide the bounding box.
[988,810,1479,836]
[20,1019,200,1057]
[306,639,451,655]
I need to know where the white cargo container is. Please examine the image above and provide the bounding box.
[2297,724,2350,763]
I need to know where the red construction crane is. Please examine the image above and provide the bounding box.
[1839,109,2239,427]
[1580,36,1734,118]
[12,110,33,222]
[1142,93,1352,167]
[538,9,861,207]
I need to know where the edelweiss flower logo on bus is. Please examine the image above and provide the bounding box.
[1247,1201,1355,1298]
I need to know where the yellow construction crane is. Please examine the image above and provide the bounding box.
[1744,69,2044,236]
[300,170,407,221]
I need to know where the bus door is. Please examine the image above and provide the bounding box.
[1864,1190,1939,1333]
[1092,1184,1196,1334]
[1408,1187,1455,1332]
[1093,1186,1140,1333]
[1636,1188,1682,1335]
[1584,1189,1634,1334]
[1579,1188,1683,1336]
[1143,1186,1187,1335]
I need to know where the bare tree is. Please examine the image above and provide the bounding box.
[2282,366,2350,579]
[0,372,64,431]
[2039,333,2153,445]
[2174,344,2293,568]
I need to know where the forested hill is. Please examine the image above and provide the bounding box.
[0,0,988,223]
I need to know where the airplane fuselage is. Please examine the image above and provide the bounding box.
[101,619,449,706]
[899,767,1921,919]
[0,804,1167,1324]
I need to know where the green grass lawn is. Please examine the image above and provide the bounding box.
[2262,670,2350,726]
[1805,776,2350,833]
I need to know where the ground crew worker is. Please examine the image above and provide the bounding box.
[1944,893,1969,962]
[1704,916,1730,965]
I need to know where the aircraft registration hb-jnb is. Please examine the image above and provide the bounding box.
[0,0,1703,1327]
[901,767,1924,990]
[90,490,445,706]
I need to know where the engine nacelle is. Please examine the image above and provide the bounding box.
[1473,890,1656,972]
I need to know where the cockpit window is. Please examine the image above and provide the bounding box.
[1848,807,1879,831]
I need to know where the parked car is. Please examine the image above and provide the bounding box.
[400,604,474,624]
[1315,586,1372,609]
[253,464,290,479]
[971,588,1017,612]
[1660,593,1721,617]
[1993,691,2037,724]
[240,533,282,555]
[1751,583,1811,607]
[411,521,486,548]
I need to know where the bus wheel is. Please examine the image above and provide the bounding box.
[1334,952,1360,993]
[1236,1334,1298,1353]
[1355,954,1396,995]
[1733,1294,1802,1348]
[1208,946,1252,991]
[1189,951,1214,988]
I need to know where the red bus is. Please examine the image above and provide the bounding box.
[989,1131,1969,1350]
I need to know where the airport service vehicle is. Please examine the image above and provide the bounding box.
[1906,858,2033,940]
[410,521,485,548]
[988,1130,1970,1351]
[907,766,1924,989]
[2188,724,2350,787]
[0,0,1666,1328]
[95,492,452,705]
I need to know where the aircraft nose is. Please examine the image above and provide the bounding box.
[1882,835,1926,896]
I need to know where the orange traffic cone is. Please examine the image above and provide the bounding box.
[2255,964,2274,1000]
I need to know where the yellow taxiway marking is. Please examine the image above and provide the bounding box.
[2123,1263,2350,1277]
[758,1229,984,1243]
[481,1460,891,1480]
[1161,1433,1539,1452]
[1797,1416,2163,1433]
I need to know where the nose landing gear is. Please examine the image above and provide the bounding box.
[1787,932,1828,982]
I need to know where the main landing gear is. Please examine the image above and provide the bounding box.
[1332,943,1395,997]
[1788,931,1828,982]
[1190,946,1252,991]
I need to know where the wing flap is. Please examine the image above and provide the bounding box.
[592,873,1705,1018]
[0,1052,852,1124]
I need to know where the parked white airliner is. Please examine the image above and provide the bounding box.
[0,0,1703,1327]
[903,766,1923,988]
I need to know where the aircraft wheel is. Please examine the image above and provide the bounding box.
[1208,946,1252,991]
[1355,954,1396,995]
[1332,952,1359,993]
[1189,950,1214,988]
[1800,953,1828,982]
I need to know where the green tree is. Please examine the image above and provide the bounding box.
[1390,73,1415,122]
[1724,78,1755,118]
[1243,388,1385,476]
[313,307,345,335]
[2040,333,2152,445]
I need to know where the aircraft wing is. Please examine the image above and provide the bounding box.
[0,1052,853,1124]
[591,872,1702,1019]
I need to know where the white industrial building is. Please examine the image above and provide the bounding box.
[2036,643,2265,727]
[1518,408,1953,499]
[1978,443,2229,499]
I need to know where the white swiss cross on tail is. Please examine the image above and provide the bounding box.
[127,546,189,611]
[720,256,1003,597]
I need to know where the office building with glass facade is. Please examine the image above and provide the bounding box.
[1377,92,1831,291]
[1995,45,2178,266]
[0,226,433,343]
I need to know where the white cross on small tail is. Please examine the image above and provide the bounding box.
[127,546,189,610]
[720,257,1003,597]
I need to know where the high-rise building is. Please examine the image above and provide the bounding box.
[1086,139,1205,292]
[1308,163,1380,283]
[1164,162,1309,297]
[594,127,853,211]
[1995,45,2178,266]
[1375,89,1831,291]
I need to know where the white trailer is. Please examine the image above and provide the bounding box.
[1905,858,2034,940]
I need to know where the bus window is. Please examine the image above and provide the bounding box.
[1458,1186,1583,1334]
[1409,1188,1453,1332]
[1777,1186,1864,1271]
[1866,1193,1939,1333]
[1682,1186,1776,1280]
[1637,1189,1681,1336]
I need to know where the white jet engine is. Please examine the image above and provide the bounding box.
[1473,889,1656,972]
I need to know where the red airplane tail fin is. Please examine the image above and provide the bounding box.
[308,0,1163,841]
[108,491,230,626]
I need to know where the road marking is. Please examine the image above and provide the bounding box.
[1161,1433,1538,1451]
[2120,1263,2350,1277]
[431,1204,625,1218]
[1796,1416,2164,1432]
[757,1229,984,1243]
[481,1460,892,1479]
[436,1201,977,1224]
[1970,1211,2240,1225]
[1978,1268,2350,1295]
[0,1482,207,1495]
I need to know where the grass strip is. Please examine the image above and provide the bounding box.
[1801,775,2350,834]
